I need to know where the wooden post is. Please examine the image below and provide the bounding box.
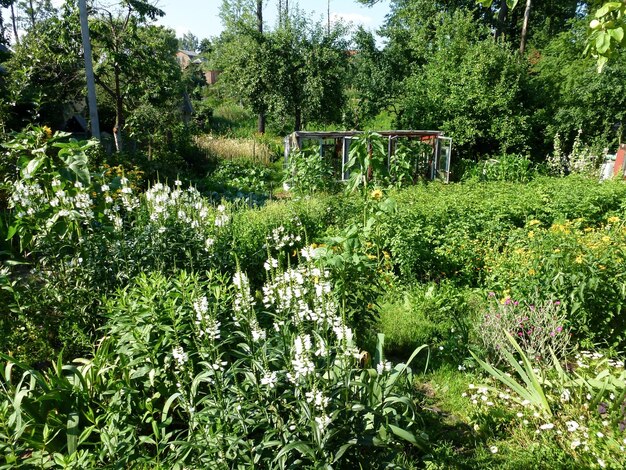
[78,0,100,139]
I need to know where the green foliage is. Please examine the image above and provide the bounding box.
[397,10,531,160]
[204,159,275,198]
[467,345,626,468]
[344,132,388,194]
[375,177,626,287]
[378,282,477,362]
[531,19,626,154]
[586,1,626,71]
[2,126,101,252]
[471,330,553,417]
[284,147,336,195]
[485,216,626,349]
[216,9,348,132]
[462,154,535,183]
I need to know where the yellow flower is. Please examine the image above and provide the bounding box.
[371,189,383,200]
[602,236,611,243]
[575,256,583,264]
[528,219,541,226]
[584,227,594,233]
[608,216,620,224]
[367,254,377,260]
[528,269,536,275]
[599,265,606,270]
[528,231,535,239]
[42,125,52,139]
[553,248,561,253]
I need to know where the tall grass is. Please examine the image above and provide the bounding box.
[195,134,274,165]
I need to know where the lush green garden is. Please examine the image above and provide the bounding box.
[0,123,624,468]
[1,0,626,467]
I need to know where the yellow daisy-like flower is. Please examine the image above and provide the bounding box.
[575,255,584,264]
[528,268,536,275]
[584,227,594,233]
[42,125,52,139]
[602,236,611,243]
[371,189,383,200]
[608,216,620,224]
[528,231,535,239]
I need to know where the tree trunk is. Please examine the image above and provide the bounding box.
[256,0,262,34]
[256,0,265,134]
[327,0,330,35]
[28,0,36,30]
[113,66,124,152]
[10,2,18,45]
[495,0,508,40]
[78,0,100,139]
[294,107,302,131]
[519,0,531,54]
[0,9,5,44]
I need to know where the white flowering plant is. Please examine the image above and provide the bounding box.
[0,255,429,467]
[468,335,626,468]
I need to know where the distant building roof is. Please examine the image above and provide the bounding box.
[179,49,198,58]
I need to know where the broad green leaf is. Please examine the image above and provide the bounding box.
[389,424,428,450]
[162,392,181,422]
[66,411,79,455]
[596,31,611,54]
[595,2,623,18]
[22,156,45,179]
[609,27,624,43]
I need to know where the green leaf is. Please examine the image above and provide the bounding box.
[609,27,624,43]
[162,392,181,422]
[596,31,611,54]
[274,441,316,461]
[595,2,623,18]
[389,424,428,450]
[22,156,45,179]
[67,411,79,455]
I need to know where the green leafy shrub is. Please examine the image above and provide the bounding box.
[463,154,535,183]
[376,177,626,285]
[203,158,276,199]
[284,147,337,194]
[485,216,626,349]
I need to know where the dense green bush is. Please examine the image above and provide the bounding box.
[397,11,531,160]
[376,177,626,285]
[485,217,626,349]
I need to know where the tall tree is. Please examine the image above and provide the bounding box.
[89,0,167,151]
[17,0,56,31]
[178,31,198,51]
